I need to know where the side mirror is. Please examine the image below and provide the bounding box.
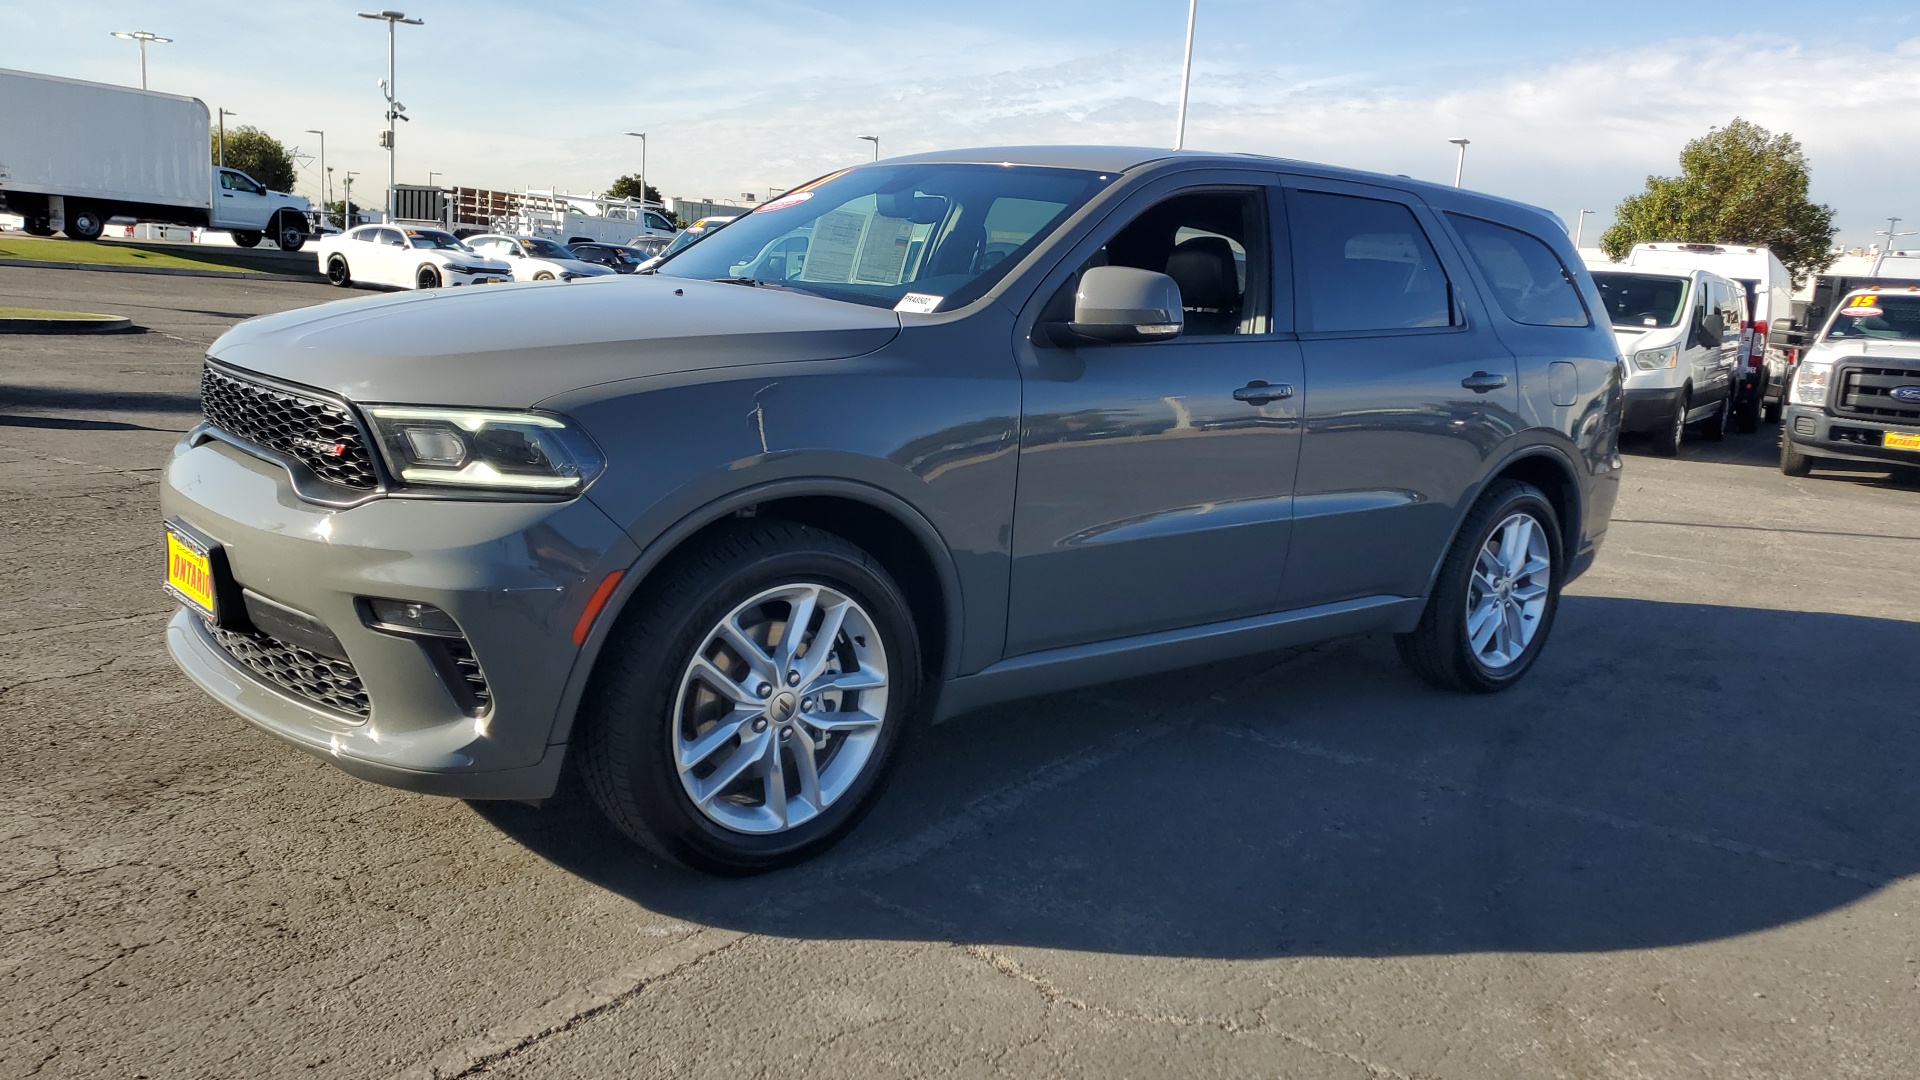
[1050,266,1184,345]
[1771,318,1794,334]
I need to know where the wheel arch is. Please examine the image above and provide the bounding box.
[548,477,965,749]
[1420,444,1584,599]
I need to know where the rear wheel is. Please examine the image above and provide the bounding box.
[579,521,923,874]
[1397,480,1563,693]
[231,230,262,248]
[326,255,352,288]
[24,216,55,237]
[1780,431,1817,477]
[1734,383,1762,433]
[1651,391,1687,457]
[64,204,104,241]
[416,265,442,290]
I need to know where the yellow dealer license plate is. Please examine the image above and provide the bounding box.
[1884,431,1920,452]
[165,527,217,619]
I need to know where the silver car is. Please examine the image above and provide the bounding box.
[163,146,1624,873]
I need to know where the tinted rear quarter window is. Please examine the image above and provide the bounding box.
[1447,214,1589,327]
[1290,191,1454,332]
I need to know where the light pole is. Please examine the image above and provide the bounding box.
[217,108,238,167]
[306,129,327,224]
[858,134,880,161]
[623,131,648,208]
[110,31,171,91]
[427,171,441,187]
[1448,138,1470,188]
[1174,0,1198,149]
[358,9,423,222]
[1574,208,1593,248]
[342,171,359,227]
[1871,217,1917,274]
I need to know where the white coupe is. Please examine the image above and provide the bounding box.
[462,234,617,282]
[315,226,512,290]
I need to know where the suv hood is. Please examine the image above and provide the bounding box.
[209,275,901,408]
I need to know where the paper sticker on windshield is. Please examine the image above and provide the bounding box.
[894,293,943,314]
[1840,306,1882,317]
[753,191,814,214]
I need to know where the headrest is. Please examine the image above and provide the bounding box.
[1165,236,1239,311]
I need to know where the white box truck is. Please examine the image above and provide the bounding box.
[0,67,311,251]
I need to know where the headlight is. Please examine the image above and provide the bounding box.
[363,406,605,494]
[1789,361,1833,407]
[1632,345,1678,370]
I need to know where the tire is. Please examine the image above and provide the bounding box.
[1780,431,1816,477]
[1762,399,1782,424]
[24,217,54,237]
[1396,480,1564,694]
[416,265,442,290]
[1650,391,1687,457]
[64,204,104,241]
[231,230,262,248]
[1734,384,1761,434]
[275,216,306,253]
[1701,391,1730,442]
[533,271,555,281]
[325,255,352,288]
[579,521,923,874]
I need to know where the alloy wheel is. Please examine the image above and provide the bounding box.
[671,582,889,835]
[1464,512,1553,670]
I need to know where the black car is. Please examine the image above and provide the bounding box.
[565,242,654,274]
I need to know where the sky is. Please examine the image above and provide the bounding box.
[5,0,1918,248]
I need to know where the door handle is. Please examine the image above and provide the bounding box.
[1460,371,1508,393]
[1233,380,1293,405]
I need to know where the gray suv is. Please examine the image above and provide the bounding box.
[163,147,1624,873]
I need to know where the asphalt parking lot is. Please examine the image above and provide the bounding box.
[3,263,1918,1080]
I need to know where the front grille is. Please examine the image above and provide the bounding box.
[200,366,379,489]
[1837,363,1920,424]
[210,624,371,718]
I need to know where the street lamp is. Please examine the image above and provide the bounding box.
[858,134,880,161]
[342,171,360,227]
[623,131,648,209]
[1574,208,1593,248]
[306,129,327,223]
[1174,0,1198,149]
[217,108,238,167]
[358,10,424,222]
[427,171,441,187]
[1448,137,1471,188]
[110,30,171,91]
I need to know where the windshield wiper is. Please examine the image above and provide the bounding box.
[709,276,784,288]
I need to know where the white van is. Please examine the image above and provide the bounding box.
[1589,266,1747,455]
[1624,243,1795,429]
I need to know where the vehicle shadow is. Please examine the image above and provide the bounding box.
[477,595,1920,959]
[0,385,202,416]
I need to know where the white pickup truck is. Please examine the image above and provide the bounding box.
[0,67,312,250]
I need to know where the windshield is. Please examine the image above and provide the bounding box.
[406,229,466,250]
[524,238,574,260]
[1590,271,1690,329]
[656,163,1110,311]
[1824,293,1920,342]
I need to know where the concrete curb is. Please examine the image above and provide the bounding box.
[0,257,320,282]
[0,314,136,335]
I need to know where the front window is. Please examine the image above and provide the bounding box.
[1590,271,1690,329]
[405,229,468,250]
[523,238,573,260]
[656,163,1110,311]
[1824,294,1920,342]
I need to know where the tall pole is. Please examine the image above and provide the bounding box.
[217,108,235,167]
[858,135,880,160]
[1449,137,1471,187]
[625,132,648,208]
[307,129,327,226]
[1574,209,1593,247]
[1174,0,1198,149]
[111,32,171,91]
[359,11,423,223]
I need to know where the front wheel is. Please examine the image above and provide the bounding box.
[579,521,923,874]
[532,271,555,281]
[1397,480,1563,694]
[275,216,306,252]
[1701,391,1730,442]
[325,255,352,288]
[416,265,442,290]
[231,230,262,248]
[1780,432,1817,477]
[1650,391,1687,457]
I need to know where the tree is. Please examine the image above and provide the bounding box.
[605,173,663,205]
[210,125,297,193]
[1600,118,1836,286]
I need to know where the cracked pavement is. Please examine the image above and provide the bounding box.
[3,265,1918,1079]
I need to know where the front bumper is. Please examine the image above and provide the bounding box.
[162,434,639,799]
[444,266,510,287]
[1620,385,1684,433]
[1782,405,1920,469]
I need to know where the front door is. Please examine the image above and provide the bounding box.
[214,169,273,231]
[1007,179,1304,656]
[1278,178,1522,608]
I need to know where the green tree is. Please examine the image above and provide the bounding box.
[210,125,296,193]
[1599,118,1836,286]
[605,173,664,205]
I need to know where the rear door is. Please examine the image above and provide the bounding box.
[1277,177,1521,608]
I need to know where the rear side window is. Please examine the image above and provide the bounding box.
[1290,191,1453,332]
[1448,214,1589,327]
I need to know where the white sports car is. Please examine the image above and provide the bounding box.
[315,226,512,290]
[462,234,618,282]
